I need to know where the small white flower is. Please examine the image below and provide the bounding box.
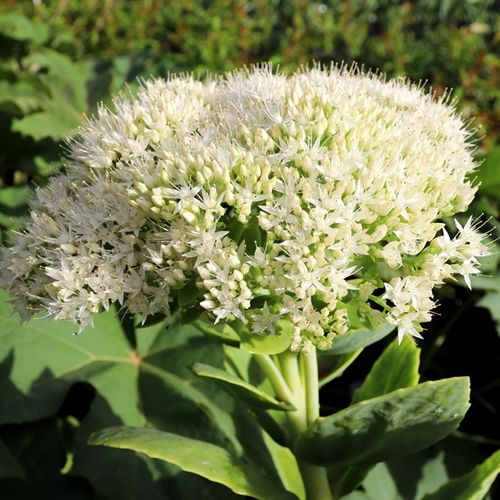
[0,65,485,347]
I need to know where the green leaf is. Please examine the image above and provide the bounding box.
[12,105,80,140]
[0,290,299,499]
[356,434,494,500]
[0,13,50,44]
[477,292,500,334]
[238,319,292,355]
[329,324,395,354]
[26,50,90,112]
[221,345,290,445]
[194,319,240,346]
[468,275,500,292]
[0,81,44,114]
[336,463,373,498]
[476,147,500,199]
[0,290,240,498]
[352,336,420,403]
[337,337,420,496]
[355,462,400,500]
[423,450,500,500]
[0,291,230,432]
[261,431,306,500]
[192,362,295,411]
[89,426,296,500]
[10,50,92,140]
[0,186,33,230]
[295,378,470,467]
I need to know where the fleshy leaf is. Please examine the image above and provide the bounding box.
[238,319,292,355]
[336,337,420,496]
[352,336,420,403]
[295,378,470,467]
[0,13,50,44]
[476,147,500,199]
[423,449,500,500]
[194,319,240,346]
[192,362,295,411]
[329,324,395,354]
[261,432,306,500]
[89,426,296,500]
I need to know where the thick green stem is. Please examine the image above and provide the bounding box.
[303,347,320,426]
[278,349,334,500]
[279,350,307,437]
[255,354,294,404]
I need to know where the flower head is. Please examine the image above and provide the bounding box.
[1,65,488,349]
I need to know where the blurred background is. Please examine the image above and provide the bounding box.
[0,1,498,499]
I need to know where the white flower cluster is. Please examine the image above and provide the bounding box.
[1,66,488,348]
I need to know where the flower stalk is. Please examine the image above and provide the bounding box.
[275,349,333,500]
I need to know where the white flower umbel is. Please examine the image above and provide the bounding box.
[1,65,488,348]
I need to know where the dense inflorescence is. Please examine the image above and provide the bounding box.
[1,66,488,349]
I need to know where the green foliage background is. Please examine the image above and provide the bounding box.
[0,1,498,499]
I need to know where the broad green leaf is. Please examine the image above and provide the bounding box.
[89,426,296,500]
[222,344,290,445]
[238,319,292,355]
[0,290,296,499]
[358,462,399,500]
[0,185,33,230]
[476,147,500,199]
[0,290,240,498]
[192,362,295,411]
[12,106,80,140]
[26,50,90,112]
[262,432,306,500]
[336,463,373,498]
[0,290,230,432]
[0,13,49,44]
[10,50,92,140]
[319,350,362,388]
[371,434,492,500]
[194,319,240,346]
[340,493,369,500]
[344,458,448,499]
[33,156,62,178]
[0,81,44,114]
[338,442,451,499]
[423,450,500,500]
[339,336,429,497]
[477,292,500,334]
[329,324,395,355]
[295,378,470,467]
[468,275,500,292]
[352,336,420,403]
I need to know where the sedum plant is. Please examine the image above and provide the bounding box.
[1,66,498,499]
